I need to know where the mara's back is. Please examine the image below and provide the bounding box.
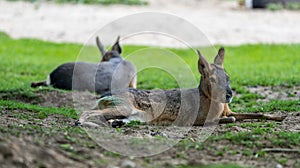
[95,60,136,94]
[68,60,135,94]
[50,62,97,91]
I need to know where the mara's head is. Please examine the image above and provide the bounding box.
[96,36,123,62]
[197,47,233,103]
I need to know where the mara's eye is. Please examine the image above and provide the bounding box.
[210,77,216,83]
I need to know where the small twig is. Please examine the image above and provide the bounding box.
[262,148,299,153]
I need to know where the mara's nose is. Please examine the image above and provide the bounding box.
[226,93,232,100]
[226,90,233,103]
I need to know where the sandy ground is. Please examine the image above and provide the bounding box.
[1,0,300,47]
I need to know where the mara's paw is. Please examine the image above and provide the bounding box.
[109,119,125,128]
[218,116,236,124]
[74,120,81,126]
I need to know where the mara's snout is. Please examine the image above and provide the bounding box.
[226,88,233,103]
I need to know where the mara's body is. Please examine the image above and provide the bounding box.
[31,36,137,95]
[78,48,286,127]
[47,59,135,94]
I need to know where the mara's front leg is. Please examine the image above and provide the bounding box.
[197,102,235,125]
[77,107,132,127]
[78,107,152,128]
[215,103,236,124]
[222,103,234,117]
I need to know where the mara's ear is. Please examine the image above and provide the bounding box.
[197,50,210,77]
[214,47,225,67]
[96,36,106,56]
[111,36,122,54]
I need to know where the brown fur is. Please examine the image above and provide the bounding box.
[79,48,286,127]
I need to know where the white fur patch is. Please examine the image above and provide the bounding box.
[46,75,51,85]
[229,96,233,103]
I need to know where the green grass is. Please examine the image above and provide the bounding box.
[267,2,300,11]
[0,32,81,90]
[1,32,300,91]
[213,131,300,148]
[267,3,284,11]
[178,126,300,152]
[0,99,78,119]
[224,44,300,86]
[240,99,300,112]
[0,31,299,117]
[286,2,300,10]
[173,164,243,168]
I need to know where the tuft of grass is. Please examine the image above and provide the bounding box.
[266,2,300,11]
[173,164,243,168]
[211,131,300,148]
[286,2,300,10]
[267,3,284,11]
[59,143,74,151]
[178,138,204,151]
[124,120,144,127]
[236,99,300,113]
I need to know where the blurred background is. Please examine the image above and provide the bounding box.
[1,0,300,47]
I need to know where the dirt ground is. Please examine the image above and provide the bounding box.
[0,88,299,167]
[1,0,300,47]
[247,85,300,102]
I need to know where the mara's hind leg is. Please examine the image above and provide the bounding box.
[77,107,151,128]
[200,116,236,126]
[218,116,236,124]
[77,108,132,128]
[222,103,286,122]
[227,112,287,122]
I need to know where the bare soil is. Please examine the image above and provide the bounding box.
[0,89,299,167]
[247,85,300,102]
[0,89,98,109]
